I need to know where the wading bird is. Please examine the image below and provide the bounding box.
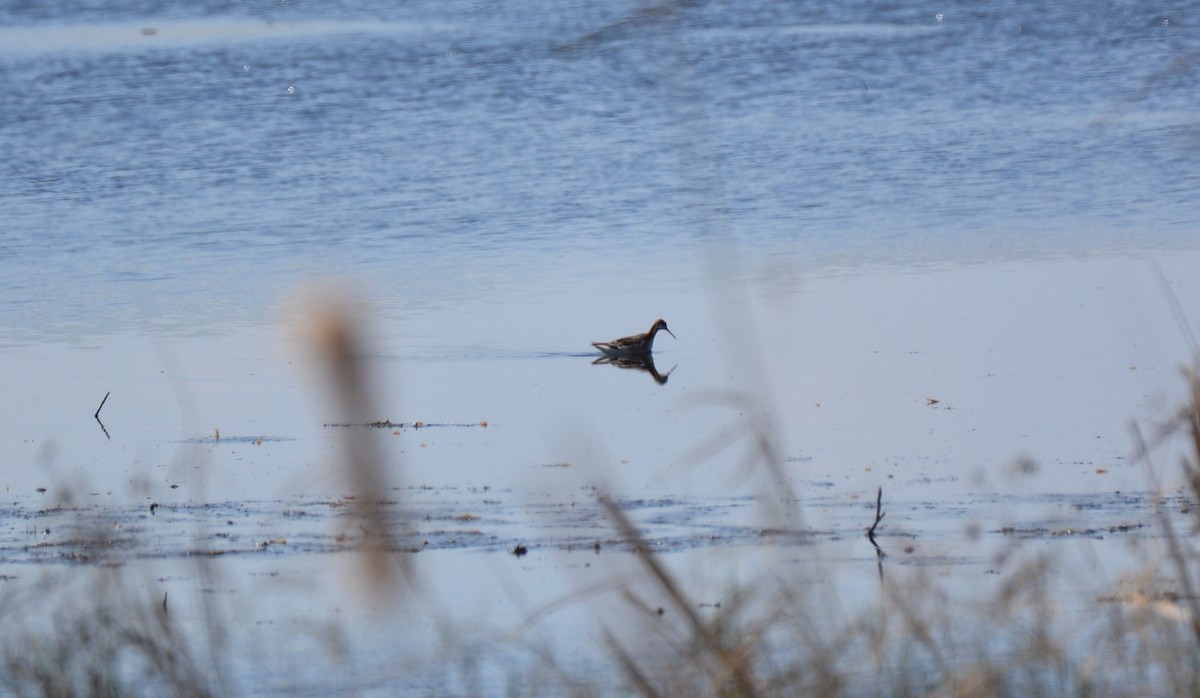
[592,319,675,358]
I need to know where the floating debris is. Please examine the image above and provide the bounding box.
[324,419,489,429]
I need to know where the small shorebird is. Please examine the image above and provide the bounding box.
[592,319,675,358]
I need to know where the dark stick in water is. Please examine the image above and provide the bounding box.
[94,391,111,439]
[867,486,886,542]
[94,391,110,419]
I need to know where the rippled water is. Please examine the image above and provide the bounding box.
[1,0,1198,342]
[1,1,1199,694]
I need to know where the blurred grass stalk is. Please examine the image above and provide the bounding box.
[0,565,219,698]
[299,287,411,598]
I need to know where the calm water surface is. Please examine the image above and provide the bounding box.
[1,0,1199,693]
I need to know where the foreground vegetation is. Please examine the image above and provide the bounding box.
[3,303,1199,696]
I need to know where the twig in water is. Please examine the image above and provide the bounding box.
[94,391,110,419]
[866,487,887,579]
[866,487,886,544]
[94,391,111,440]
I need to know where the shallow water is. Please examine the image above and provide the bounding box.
[4,251,1200,692]
[1,0,1199,693]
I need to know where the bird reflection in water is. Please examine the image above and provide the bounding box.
[592,353,675,385]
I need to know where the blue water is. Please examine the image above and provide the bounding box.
[0,0,1197,344]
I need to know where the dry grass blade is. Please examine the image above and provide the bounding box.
[677,389,799,526]
[604,628,664,698]
[599,494,760,698]
[1184,367,1200,534]
[514,577,640,640]
[1093,52,1200,132]
[1187,367,1200,474]
[1131,421,1200,644]
[554,0,692,53]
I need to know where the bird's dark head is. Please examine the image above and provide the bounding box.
[652,319,676,339]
